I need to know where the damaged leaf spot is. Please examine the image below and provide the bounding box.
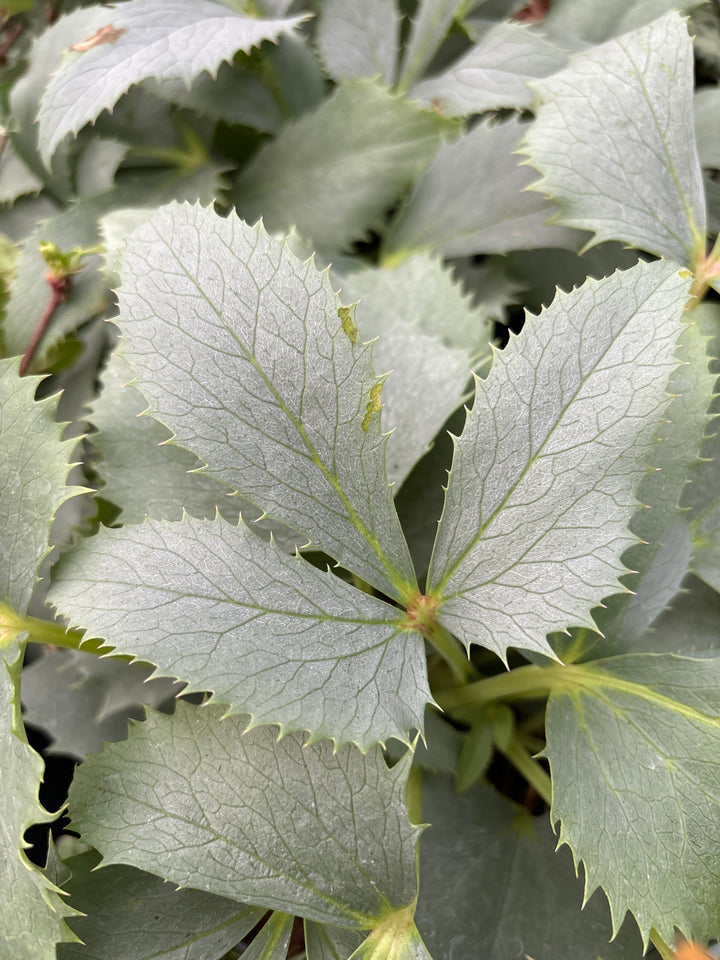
[70,24,127,53]
[338,305,358,344]
[361,382,383,432]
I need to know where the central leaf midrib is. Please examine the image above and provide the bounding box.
[147,220,415,599]
[556,663,720,732]
[430,272,672,597]
[619,33,701,258]
[74,576,403,629]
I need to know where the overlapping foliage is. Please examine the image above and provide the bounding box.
[2,1,720,958]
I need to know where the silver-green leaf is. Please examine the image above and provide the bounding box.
[68,702,420,927]
[596,319,715,648]
[0,360,81,956]
[522,12,705,263]
[383,117,583,260]
[416,775,643,960]
[694,85,720,171]
[682,305,720,592]
[89,351,292,546]
[58,859,265,960]
[21,646,178,760]
[335,254,490,487]
[234,79,450,253]
[427,260,690,660]
[316,0,399,86]
[115,202,416,601]
[546,653,720,943]
[37,0,305,161]
[49,515,428,748]
[240,913,294,960]
[0,358,82,612]
[397,0,466,92]
[410,21,566,116]
[0,644,78,958]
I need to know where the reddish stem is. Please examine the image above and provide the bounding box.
[19,274,71,376]
[513,0,551,23]
[0,21,23,64]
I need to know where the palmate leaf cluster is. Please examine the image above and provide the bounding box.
[3,0,720,958]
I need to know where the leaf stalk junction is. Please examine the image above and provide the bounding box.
[401,592,476,683]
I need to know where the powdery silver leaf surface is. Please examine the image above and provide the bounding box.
[397,0,467,91]
[37,0,304,161]
[522,12,705,263]
[683,308,720,594]
[426,260,690,660]
[316,0,399,86]
[0,361,84,954]
[0,358,82,613]
[68,702,420,926]
[89,351,299,551]
[695,85,720,171]
[114,202,416,601]
[411,21,566,116]
[595,318,715,649]
[542,0,704,46]
[21,647,178,760]
[234,79,449,253]
[416,775,643,960]
[0,141,43,204]
[0,645,78,958]
[546,654,720,943]
[59,859,265,960]
[49,515,428,748]
[384,117,582,259]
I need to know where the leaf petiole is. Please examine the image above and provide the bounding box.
[498,736,552,807]
[0,604,100,653]
[425,623,477,684]
[435,663,557,711]
[650,928,675,960]
[20,240,104,375]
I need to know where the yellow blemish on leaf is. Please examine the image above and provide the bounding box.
[338,305,358,344]
[70,24,127,52]
[361,382,383,432]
